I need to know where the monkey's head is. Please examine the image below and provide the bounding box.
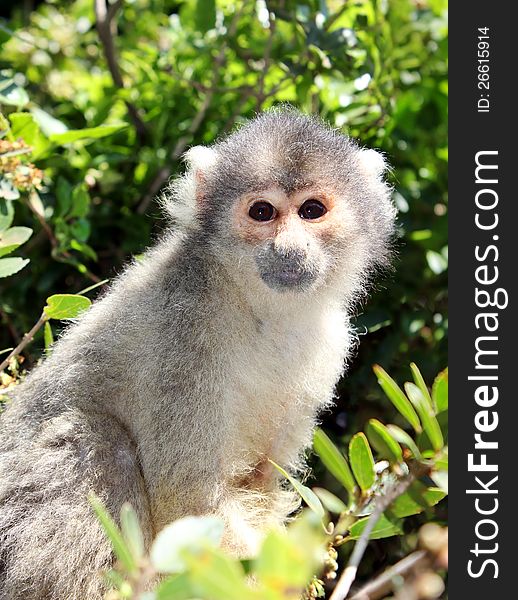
[166,108,395,302]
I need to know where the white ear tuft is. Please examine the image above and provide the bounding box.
[184,146,218,172]
[358,148,387,178]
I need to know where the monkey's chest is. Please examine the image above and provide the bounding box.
[223,308,350,476]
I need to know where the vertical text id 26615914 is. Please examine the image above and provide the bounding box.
[477,27,490,113]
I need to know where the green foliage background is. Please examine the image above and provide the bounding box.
[0,0,447,589]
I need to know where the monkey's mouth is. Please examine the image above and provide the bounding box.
[259,268,317,292]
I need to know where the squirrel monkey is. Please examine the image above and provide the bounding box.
[0,108,395,599]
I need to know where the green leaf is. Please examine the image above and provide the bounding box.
[8,112,49,158]
[43,321,54,350]
[373,365,421,433]
[0,198,14,231]
[89,494,137,574]
[0,86,29,107]
[386,424,422,460]
[431,470,448,493]
[194,0,216,33]
[313,428,357,497]
[30,106,68,136]
[150,516,224,573]
[389,482,446,518]
[405,383,444,452]
[0,257,29,278]
[184,548,254,600]
[435,448,448,471]
[0,226,33,257]
[255,529,315,590]
[28,190,45,218]
[69,185,90,219]
[366,419,403,464]
[348,433,375,493]
[349,513,403,540]
[70,218,91,242]
[426,249,448,274]
[49,124,127,145]
[270,460,325,519]
[9,113,38,145]
[432,368,448,413]
[156,573,196,600]
[410,363,434,411]
[56,177,73,217]
[43,294,91,320]
[120,503,144,561]
[313,488,347,514]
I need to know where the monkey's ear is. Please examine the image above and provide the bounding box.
[162,146,219,228]
[183,146,219,205]
[357,148,387,179]
[184,146,219,173]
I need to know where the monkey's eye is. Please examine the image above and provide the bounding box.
[249,201,277,222]
[298,199,327,220]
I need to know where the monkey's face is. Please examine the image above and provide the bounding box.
[170,110,395,300]
[230,185,345,293]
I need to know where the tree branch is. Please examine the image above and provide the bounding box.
[348,551,429,600]
[329,464,429,600]
[94,0,148,142]
[0,313,47,373]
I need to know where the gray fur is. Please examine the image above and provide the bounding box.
[0,108,395,599]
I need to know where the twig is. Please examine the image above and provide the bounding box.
[329,465,428,600]
[94,0,148,142]
[349,551,428,600]
[0,312,47,373]
[136,6,246,214]
[255,10,276,110]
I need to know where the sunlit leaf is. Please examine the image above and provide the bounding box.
[313,429,357,497]
[255,529,315,590]
[410,363,434,411]
[0,257,29,278]
[0,199,14,231]
[432,368,448,413]
[120,503,144,561]
[49,124,127,144]
[43,321,54,350]
[366,419,403,464]
[405,383,444,452]
[0,226,33,257]
[373,365,421,433]
[151,516,224,573]
[389,482,446,518]
[43,294,91,320]
[89,494,136,574]
[184,547,255,600]
[349,433,375,493]
[156,573,196,600]
[313,488,347,514]
[270,460,325,519]
[349,513,403,540]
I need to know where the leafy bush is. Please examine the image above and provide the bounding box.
[0,0,447,597]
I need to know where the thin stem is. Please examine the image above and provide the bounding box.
[349,550,428,600]
[329,464,428,600]
[0,312,47,373]
[94,0,148,142]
